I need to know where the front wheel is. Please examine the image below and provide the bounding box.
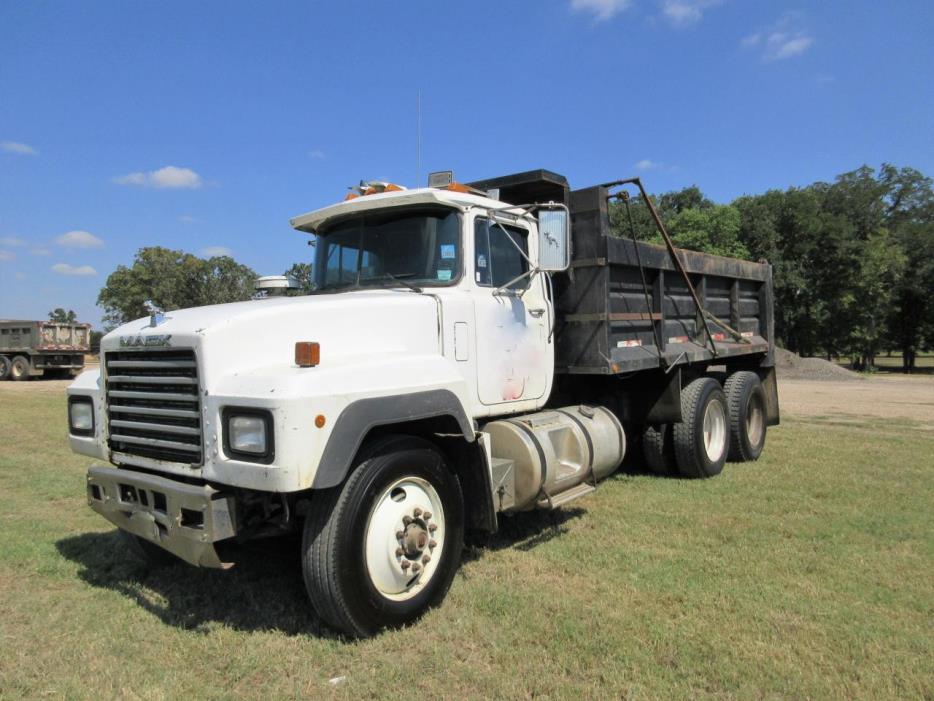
[302,436,464,638]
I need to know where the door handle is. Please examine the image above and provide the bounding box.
[529,308,546,318]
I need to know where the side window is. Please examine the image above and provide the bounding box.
[474,218,529,289]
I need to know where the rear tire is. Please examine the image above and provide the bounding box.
[0,356,11,381]
[642,423,677,475]
[302,435,464,638]
[10,355,30,381]
[724,371,767,462]
[673,378,729,479]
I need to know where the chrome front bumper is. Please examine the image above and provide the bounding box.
[86,465,237,568]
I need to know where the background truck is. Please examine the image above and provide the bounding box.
[67,169,779,637]
[1,319,91,381]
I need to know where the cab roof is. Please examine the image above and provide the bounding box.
[289,187,508,234]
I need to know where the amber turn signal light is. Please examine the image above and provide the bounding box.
[295,342,320,367]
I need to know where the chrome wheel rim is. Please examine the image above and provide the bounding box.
[363,476,444,602]
[703,399,727,463]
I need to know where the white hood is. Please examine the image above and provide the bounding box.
[102,290,442,386]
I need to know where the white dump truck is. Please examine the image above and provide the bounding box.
[68,170,779,637]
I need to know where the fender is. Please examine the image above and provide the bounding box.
[313,389,476,489]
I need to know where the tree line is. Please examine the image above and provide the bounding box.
[96,163,932,372]
[610,164,934,372]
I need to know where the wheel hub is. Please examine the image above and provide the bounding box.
[363,477,444,601]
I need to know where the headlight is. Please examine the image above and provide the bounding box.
[68,397,95,436]
[223,409,274,463]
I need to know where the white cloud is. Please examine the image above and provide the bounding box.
[55,230,104,249]
[1,141,38,156]
[661,0,720,27]
[201,246,233,257]
[113,165,203,189]
[0,236,27,247]
[178,214,197,224]
[309,149,326,160]
[571,0,631,21]
[770,35,813,60]
[30,247,52,256]
[52,262,97,276]
[0,249,14,261]
[635,159,658,171]
[743,13,814,61]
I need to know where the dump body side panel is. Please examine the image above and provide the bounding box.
[554,186,775,376]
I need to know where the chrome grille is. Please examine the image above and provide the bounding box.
[104,349,203,465]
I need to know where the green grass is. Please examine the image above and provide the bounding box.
[1,390,932,699]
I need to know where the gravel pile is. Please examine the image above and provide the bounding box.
[774,347,860,381]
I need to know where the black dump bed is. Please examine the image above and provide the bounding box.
[469,170,776,377]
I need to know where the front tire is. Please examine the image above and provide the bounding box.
[302,436,464,638]
[0,356,11,381]
[673,378,729,479]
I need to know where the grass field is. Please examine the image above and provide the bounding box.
[1,383,932,699]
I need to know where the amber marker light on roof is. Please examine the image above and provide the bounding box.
[295,342,320,367]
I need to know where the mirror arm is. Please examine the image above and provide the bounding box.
[492,268,537,298]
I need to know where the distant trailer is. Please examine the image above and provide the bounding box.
[0,320,91,381]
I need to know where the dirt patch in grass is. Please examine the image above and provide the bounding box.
[779,374,934,430]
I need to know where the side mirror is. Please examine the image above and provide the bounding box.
[537,207,570,272]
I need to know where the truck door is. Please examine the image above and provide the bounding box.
[471,215,552,406]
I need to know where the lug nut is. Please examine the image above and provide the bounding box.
[429,539,437,549]
[402,515,413,526]
[413,507,422,517]
[396,530,405,540]
[422,555,431,564]
[395,547,404,557]
[422,511,432,520]
[401,559,410,570]
[411,563,422,573]
[428,523,438,532]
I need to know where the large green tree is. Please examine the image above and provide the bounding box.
[98,247,257,330]
[48,308,78,323]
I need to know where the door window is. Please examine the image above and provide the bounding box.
[474,218,529,290]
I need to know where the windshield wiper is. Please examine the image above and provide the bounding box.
[360,272,423,294]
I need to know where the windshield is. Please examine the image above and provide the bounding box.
[313,208,461,291]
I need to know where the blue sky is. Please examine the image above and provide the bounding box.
[2,1,932,327]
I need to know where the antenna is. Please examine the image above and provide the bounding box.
[416,90,422,187]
